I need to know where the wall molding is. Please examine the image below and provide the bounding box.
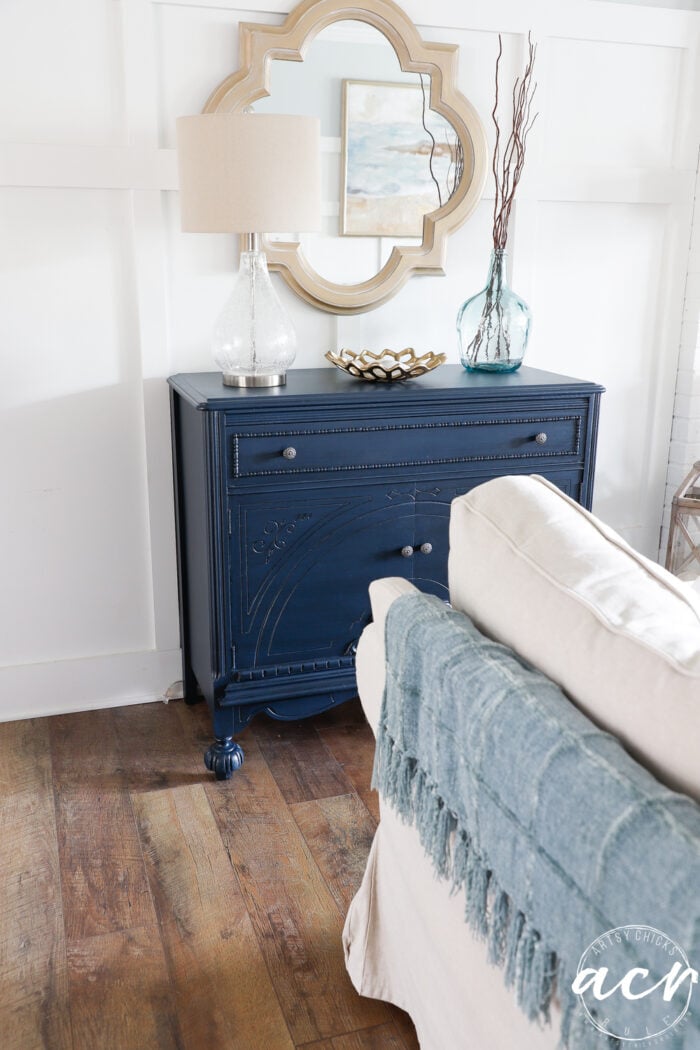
[0,648,182,723]
[2,144,693,206]
[150,0,699,48]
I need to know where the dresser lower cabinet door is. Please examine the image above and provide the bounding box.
[228,483,417,672]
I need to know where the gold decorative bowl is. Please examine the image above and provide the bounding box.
[325,347,446,382]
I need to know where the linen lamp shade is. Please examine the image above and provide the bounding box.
[176,113,321,234]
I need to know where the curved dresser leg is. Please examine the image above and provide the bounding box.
[204,736,244,780]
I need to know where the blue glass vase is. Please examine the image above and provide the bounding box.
[457,249,531,373]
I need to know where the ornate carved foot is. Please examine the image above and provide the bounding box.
[204,736,244,780]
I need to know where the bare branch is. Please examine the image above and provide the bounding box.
[491,32,538,250]
[491,35,503,248]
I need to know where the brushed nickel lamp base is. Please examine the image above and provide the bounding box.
[222,372,286,387]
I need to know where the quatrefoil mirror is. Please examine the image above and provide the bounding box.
[204,0,488,314]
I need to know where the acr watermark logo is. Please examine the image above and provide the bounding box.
[572,925,698,1043]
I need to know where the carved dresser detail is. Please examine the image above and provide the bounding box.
[168,366,603,778]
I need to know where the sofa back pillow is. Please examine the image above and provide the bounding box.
[448,475,700,800]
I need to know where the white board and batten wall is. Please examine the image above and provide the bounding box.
[0,0,699,721]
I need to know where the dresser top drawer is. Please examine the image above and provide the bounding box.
[227,412,584,480]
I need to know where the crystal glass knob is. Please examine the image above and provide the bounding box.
[282,447,297,460]
[401,545,414,559]
[420,542,433,555]
[535,432,548,445]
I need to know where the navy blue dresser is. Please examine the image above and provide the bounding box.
[168,365,603,778]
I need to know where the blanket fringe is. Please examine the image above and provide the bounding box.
[487,888,510,966]
[465,850,491,939]
[375,731,564,1034]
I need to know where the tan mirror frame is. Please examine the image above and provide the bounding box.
[204,0,489,315]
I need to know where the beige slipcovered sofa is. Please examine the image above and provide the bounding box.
[343,474,700,1050]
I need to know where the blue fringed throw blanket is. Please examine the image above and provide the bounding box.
[372,592,700,1049]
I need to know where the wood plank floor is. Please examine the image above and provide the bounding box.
[0,699,419,1050]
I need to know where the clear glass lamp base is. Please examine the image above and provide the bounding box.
[213,249,296,390]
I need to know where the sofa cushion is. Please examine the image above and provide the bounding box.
[448,474,700,800]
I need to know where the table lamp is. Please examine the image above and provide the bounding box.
[176,112,321,387]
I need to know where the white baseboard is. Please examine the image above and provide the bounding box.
[0,648,183,722]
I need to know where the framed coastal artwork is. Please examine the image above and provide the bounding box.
[340,79,462,238]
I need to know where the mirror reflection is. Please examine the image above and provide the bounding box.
[253,21,463,285]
